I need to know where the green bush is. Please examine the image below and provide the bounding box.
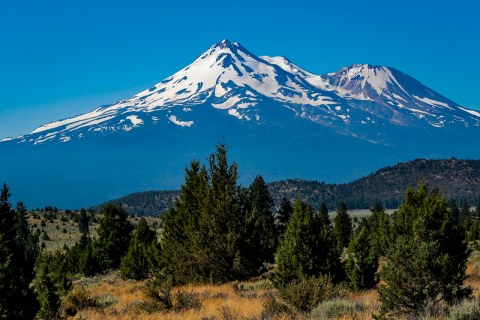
[448,299,480,320]
[310,299,363,319]
[278,275,336,312]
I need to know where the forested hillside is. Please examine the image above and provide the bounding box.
[99,158,480,215]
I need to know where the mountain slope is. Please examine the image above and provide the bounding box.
[1,39,479,208]
[95,158,480,216]
[4,40,479,146]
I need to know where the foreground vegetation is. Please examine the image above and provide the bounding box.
[2,144,480,319]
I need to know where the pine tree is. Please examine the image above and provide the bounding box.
[275,199,341,287]
[476,201,480,218]
[0,183,39,319]
[377,185,471,319]
[120,218,158,280]
[242,176,276,274]
[345,227,378,290]
[95,203,133,270]
[276,197,293,237]
[333,201,352,253]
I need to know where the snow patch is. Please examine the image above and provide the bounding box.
[168,115,194,127]
[459,107,480,118]
[413,96,452,109]
[126,115,144,126]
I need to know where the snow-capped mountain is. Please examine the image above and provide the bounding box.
[1,39,479,208]
[5,39,479,146]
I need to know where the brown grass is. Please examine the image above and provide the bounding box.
[71,277,267,320]
[66,253,480,320]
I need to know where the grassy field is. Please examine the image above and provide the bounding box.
[62,252,480,320]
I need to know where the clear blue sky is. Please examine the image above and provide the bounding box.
[1,0,479,138]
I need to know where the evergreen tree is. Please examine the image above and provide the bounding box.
[333,201,352,253]
[78,208,89,235]
[368,202,391,257]
[200,144,245,281]
[33,252,71,319]
[318,202,331,227]
[275,199,340,287]
[162,144,251,283]
[120,218,158,280]
[377,185,471,319]
[460,200,471,220]
[78,235,97,276]
[345,227,378,290]
[476,201,480,218]
[276,197,293,237]
[447,199,461,223]
[0,183,39,319]
[242,176,276,274]
[161,160,209,283]
[95,203,133,270]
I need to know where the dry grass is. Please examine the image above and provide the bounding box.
[71,276,267,319]
[65,253,480,320]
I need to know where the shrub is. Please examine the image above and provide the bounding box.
[278,275,336,312]
[310,299,363,319]
[174,289,203,312]
[448,299,480,320]
[262,292,296,318]
[139,277,203,313]
[62,286,99,316]
[139,277,174,313]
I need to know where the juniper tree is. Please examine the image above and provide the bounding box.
[345,227,378,290]
[276,197,293,237]
[368,202,391,257]
[33,251,71,319]
[161,160,209,283]
[120,218,158,280]
[242,176,276,274]
[377,185,471,319]
[275,199,341,287]
[318,202,331,227]
[78,208,89,235]
[333,201,352,254]
[0,183,39,319]
[200,143,245,281]
[95,203,133,270]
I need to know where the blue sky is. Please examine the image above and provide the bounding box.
[1,0,479,138]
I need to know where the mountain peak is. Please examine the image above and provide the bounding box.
[3,40,480,146]
[214,39,238,49]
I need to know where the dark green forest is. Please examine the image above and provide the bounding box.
[99,158,480,216]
